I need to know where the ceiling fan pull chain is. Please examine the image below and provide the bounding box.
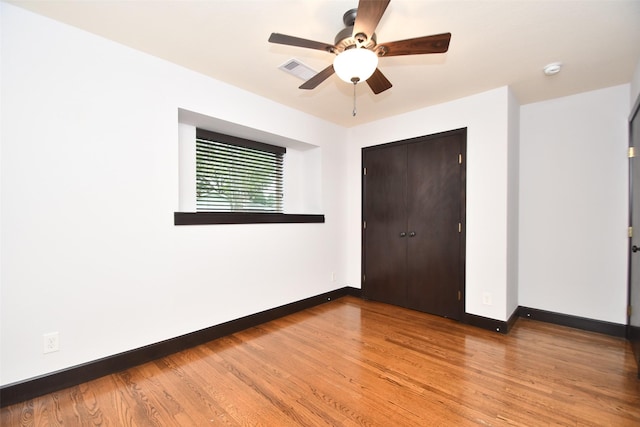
[353,82,357,116]
[352,77,359,117]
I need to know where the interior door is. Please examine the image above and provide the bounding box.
[362,143,408,307]
[629,98,640,378]
[406,134,463,319]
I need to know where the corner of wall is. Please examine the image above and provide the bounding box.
[631,57,640,109]
[506,88,520,318]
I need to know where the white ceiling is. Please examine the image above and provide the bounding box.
[6,0,640,127]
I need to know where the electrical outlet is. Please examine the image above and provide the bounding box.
[43,332,59,354]
[482,292,493,306]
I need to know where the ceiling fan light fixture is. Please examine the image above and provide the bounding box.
[333,48,378,84]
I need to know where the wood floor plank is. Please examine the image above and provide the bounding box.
[2,297,639,426]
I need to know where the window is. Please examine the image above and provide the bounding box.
[174,119,324,226]
[195,129,285,213]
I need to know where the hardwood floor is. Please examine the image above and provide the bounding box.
[2,296,639,426]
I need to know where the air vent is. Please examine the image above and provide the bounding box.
[278,59,317,81]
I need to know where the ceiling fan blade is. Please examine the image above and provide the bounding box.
[299,64,335,90]
[352,0,390,42]
[269,33,336,53]
[377,33,451,57]
[366,68,392,94]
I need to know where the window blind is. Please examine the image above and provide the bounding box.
[196,129,285,213]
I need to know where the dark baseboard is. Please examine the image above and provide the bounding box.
[465,306,626,338]
[0,286,358,408]
[345,286,362,298]
[462,313,509,334]
[517,306,626,337]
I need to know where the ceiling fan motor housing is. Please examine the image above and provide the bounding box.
[334,9,377,53]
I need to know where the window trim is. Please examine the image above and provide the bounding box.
[174,212,325,225]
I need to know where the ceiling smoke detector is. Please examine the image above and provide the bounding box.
[543,62,562,76]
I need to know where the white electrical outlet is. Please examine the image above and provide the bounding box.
[43,332,59,354]
[482,292,493,306]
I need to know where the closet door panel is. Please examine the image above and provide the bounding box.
[362,144,408,306]
[406,135,462,319]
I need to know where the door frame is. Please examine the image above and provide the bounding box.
[628,93,640,378]
[361,127,467,319]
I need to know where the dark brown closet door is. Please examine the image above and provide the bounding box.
[362,144,408,307]
[406,134,462,319]
[362,129,465,320]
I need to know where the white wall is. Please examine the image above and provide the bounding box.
[0,4,348,386]
[345,87,516,321]
[519,85,630,323]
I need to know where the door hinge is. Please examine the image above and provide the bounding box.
[458,222,462,233]
[628,305,633,317]
[458,153,463,164]
[363,274,366,282]
[458,291,461,301]
[363,220,367,230]
[629,226,634,238]
[363,167,367,176]
[629,147,636,158]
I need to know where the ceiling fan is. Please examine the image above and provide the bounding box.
[268,0,451,95]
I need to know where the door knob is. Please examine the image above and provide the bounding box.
[400,232,407,237]
[633,245,640,253]
[409,231,416,237]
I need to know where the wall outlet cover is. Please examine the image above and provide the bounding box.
[43,332,59,354]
